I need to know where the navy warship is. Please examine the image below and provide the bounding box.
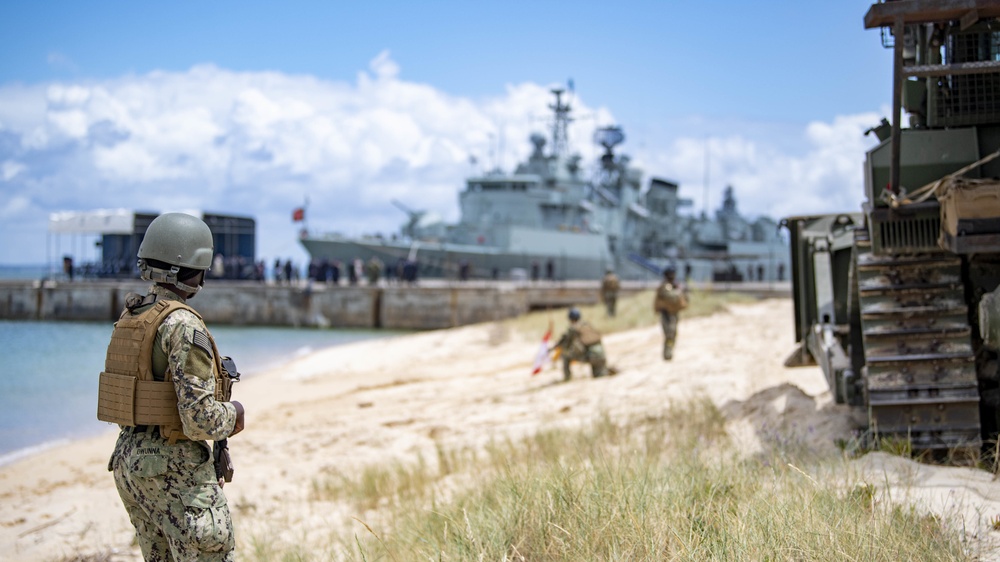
[299,87,789,282]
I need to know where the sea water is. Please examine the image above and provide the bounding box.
[0,319,399,465]
[0,264,49,280]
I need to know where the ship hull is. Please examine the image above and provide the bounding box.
[299,234,789,282]
[299,235,616,280]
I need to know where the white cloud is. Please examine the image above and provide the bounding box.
[2,161,25,181]
[47,84,91,106]
[634,111,881,223]
[0,195,30,219]
[0,54,882,266]
[47,109,89,139]
[368,50,400,80]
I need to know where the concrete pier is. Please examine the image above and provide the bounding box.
[0,279,789,330]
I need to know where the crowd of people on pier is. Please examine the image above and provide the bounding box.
[303,256,420,286]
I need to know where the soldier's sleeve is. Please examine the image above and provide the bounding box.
[555,331,569,350]
[159,310,237,441]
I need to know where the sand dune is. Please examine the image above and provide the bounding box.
[2,299,1000,560]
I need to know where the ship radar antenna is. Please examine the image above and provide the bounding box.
[549,87,573,159]
[593,126,625,170]
[592,125,626,203]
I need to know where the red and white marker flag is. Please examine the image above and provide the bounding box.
[531,321,554,375]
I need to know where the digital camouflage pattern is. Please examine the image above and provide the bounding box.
[654,280,684,360]
[555,320,608,380]
[112,430,233,560]
[600,271,620,317]
[659,312,678,361]
[109,284,237,561]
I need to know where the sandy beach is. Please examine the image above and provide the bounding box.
[3,298,1000,560]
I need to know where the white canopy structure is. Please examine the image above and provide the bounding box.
[48,209,137,234]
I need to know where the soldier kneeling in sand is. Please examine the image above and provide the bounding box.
[553,308,615,381]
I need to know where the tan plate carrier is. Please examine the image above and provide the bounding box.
[578,322,602,346]
[97,299,225,443]
[655,285,688,314]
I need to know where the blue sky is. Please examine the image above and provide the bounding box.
[0,1,891,266]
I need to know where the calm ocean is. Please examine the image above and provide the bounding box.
[0,319,399,465]
[0,264,49,280]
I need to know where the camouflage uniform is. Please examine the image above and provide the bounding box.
[109,285,238,561]
[555,320,608,380]
[654,279,685,360]
[366,257,382,285]
[600,272,620,317]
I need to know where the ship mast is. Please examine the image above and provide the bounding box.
[548,88,572,159]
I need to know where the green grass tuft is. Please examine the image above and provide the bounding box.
[259,398,972,562]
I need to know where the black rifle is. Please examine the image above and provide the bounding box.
[214,356,241,484]
[214,438,234,483]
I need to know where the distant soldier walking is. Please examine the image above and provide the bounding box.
[600,268,621,317]
[553,308,610,380]
[98,213,246,561]
[366,256,383,286]
[653,266,688,361]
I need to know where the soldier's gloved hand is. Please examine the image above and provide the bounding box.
[230,401,245,436]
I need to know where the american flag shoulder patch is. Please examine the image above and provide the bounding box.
[192,329,214,359]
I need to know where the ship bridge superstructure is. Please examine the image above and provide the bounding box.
[299,83,790,282]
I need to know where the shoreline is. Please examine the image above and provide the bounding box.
[3,299,1000,560]
[0,438,74,469]
[0,320,401,462]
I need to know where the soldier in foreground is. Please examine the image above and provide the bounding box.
[553,307,610,380]
[97,212,246,561]
[600,268,621,317]
[653,265,688,361]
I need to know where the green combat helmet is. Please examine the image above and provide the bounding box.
[137,212,214,294]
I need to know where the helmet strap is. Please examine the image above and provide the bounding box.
[174,278,203,295]
[175,271,204,295]
[138,260,203,295]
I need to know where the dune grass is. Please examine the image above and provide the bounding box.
[246,398,973,562]
[243,291,979,560]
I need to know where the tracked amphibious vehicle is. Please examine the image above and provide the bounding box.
[784,0,1000,452]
